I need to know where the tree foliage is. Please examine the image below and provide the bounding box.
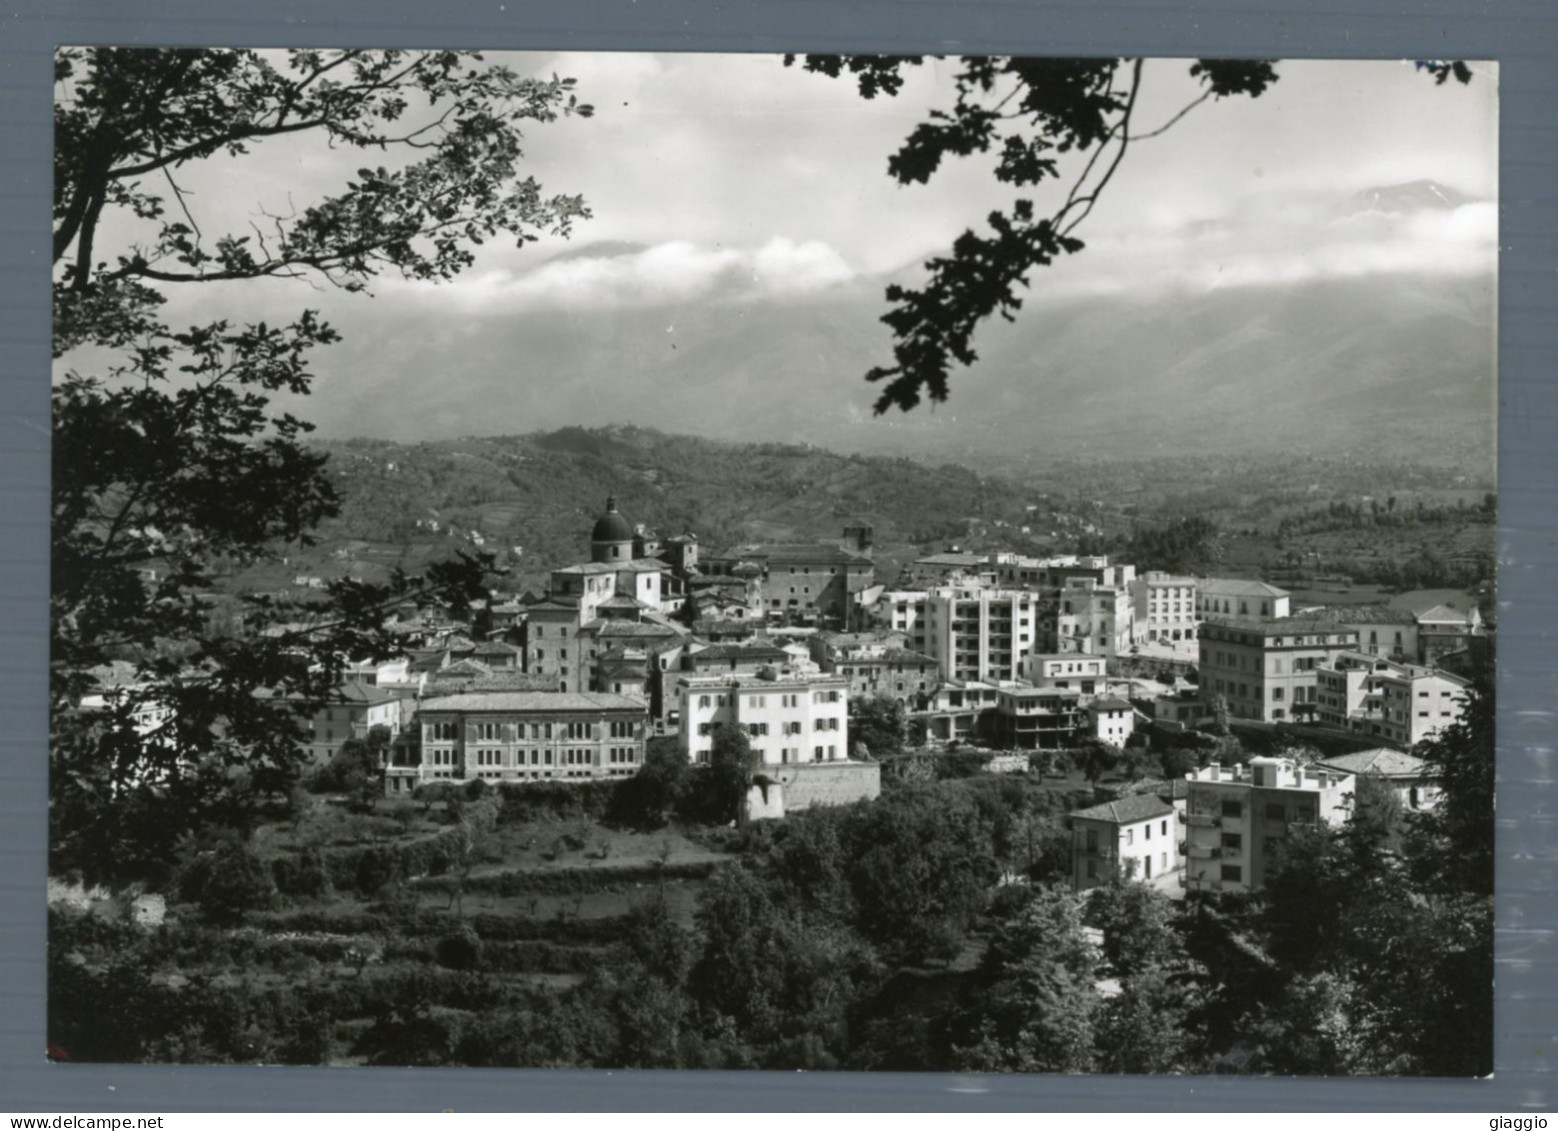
[51,48,591,885]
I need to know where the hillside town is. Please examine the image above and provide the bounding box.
[47,48,1497,1079]
[81,493,1486,899]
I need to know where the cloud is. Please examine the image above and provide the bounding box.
[1036,193,1496,299]
[391,236,856,310]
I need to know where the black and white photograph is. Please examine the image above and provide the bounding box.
[48,48,1497,1076]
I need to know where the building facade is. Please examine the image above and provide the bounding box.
[677,670,851,766]
[1198,617,1360,722]
[992,685,1084,749]
[1182,758,1355,894]
[924,584,1041,682]
[1130,571,1199,644]
[387,691,650,793]
[1070,793,1181,891]
[1196,579,1291,622]
[1315,652,1469,747]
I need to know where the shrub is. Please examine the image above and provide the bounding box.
[435,927,484,971]
[177,840,277,925]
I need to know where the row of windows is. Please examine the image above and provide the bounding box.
[427,720,640,742]
[426,746,640,768]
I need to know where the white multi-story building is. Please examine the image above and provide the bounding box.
[924,584,1041,682]
[1021,652,1108,697]
[1130,571,1199,644]
[1051,577,1134,658]
[1316,652,1469,748]
[1183,757,1355,894]
[677,670,850,766]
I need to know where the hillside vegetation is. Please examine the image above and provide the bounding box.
[287,427,1053,592]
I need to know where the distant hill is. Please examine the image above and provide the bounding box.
[292,268,1493,480]
[300,427,1059,590]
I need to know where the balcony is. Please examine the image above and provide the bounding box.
[1186,813,1218,828]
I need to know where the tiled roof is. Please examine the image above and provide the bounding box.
[690,643,791,663]
[472,641,520,656]
[1306,604,1416,625]
[437,658,492,676]
[1203,616,1359,637]
[597,593,651,609]
[426,671,557,693]
[589,619,684,638]
[1200,578,1290,598]
[421,691,648,713]
[1415,603,1477,625]
[914,552,986,568]
[1317,748,1430,778]
[526,596,581,613]
[336,682,413,705]
[725,542,871,566]
[1091,697,1135,712]
[1070,793,1175,825]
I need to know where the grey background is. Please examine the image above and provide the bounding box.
[2,0,1551,1112]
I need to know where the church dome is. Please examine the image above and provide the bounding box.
[591,496,634,545]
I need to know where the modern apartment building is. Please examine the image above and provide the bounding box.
[1051,577,1134,658]
[1130,571,1199,644]
[1315,652,1469,747]
[924,584,1041,683]
[991,685,1084,749]
[1182,757,1354,894]
[1021,652,1108,696]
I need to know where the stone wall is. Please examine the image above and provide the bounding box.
[774,760,880,811]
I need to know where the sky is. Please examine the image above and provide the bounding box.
[62,52,1500,442]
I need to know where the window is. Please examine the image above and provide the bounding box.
[1220,864,1242,883]
[1220,800,1242,819]
[814,745,824,760]
[1220,833,1242,850]
[1161,820,1168,836]
[1126,828,1134,845]
[1265,803,1286,821]
[698,723,712,737]
[476,722,502,742]
[1086,829,1098,854]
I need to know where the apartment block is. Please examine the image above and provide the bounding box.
[1130,571,1199,644]
[1183,758,1354,894]
[924,584,1041,683]
[991,685,1084,750]
[1316,652,1469,747]
[1051,577,1133,658]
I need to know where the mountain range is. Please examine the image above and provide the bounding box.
[285,181,1495,480]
